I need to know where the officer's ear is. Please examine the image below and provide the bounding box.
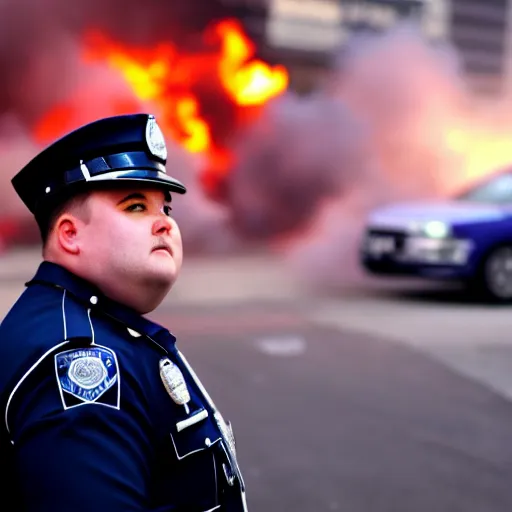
[50,193,91,255]
[54,214,82,255]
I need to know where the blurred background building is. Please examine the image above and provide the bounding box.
[449,0,510,96]
[219,0,512,98]
[221,0,429,91]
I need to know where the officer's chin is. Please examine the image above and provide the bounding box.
[135,273,177,314]
[133,291,170,315]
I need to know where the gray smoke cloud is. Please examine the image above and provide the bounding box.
[228,23,468,236]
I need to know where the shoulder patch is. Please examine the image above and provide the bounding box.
[55,346,120,410]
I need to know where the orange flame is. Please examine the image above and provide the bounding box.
[33,18,289,194]
[215,19,289,106]
[82,31,214,154]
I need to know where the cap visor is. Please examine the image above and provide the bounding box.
[85,169,187,194]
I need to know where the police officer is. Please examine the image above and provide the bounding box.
[0,113,248,511]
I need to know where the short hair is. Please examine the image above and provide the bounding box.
[38,192,90,246]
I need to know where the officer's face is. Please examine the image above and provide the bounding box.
[79,186,183,313]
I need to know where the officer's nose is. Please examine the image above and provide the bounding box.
[152,214,172,236]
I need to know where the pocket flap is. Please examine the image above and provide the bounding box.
[170,409,221,460]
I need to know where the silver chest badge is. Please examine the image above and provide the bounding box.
[146,115,167,161]
[159,358,191,406]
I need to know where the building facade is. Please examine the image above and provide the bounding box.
[447,0,510,96]
[219,0,512,97]
[220,0,430,90]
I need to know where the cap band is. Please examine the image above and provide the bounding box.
[64,151,167,185]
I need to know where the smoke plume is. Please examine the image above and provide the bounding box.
[0,2,511,291]
[227,23,510,288]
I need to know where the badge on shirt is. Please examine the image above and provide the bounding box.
[55,346,120,410]
[159,357,190,407]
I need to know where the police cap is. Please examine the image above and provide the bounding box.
[12,113,187,220]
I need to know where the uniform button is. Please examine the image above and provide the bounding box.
[127,328,141,338]
[205,438,211,447]
[45,186,51,193]
[90,296,98,305]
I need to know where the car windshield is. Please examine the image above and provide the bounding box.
[454,171,512,204]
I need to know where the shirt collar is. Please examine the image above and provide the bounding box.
[27,261,175,345]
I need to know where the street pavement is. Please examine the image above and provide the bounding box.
[2,247,512,511]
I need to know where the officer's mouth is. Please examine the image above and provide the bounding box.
[151,243,173,257]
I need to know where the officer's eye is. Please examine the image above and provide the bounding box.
[126,203,146,212]
[163,205,173,217]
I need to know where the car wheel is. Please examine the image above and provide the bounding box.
[478,245,512,303]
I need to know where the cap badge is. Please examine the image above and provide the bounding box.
[146,115,167,162]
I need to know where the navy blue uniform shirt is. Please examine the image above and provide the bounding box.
[0,261,247,512]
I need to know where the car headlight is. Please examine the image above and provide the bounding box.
[422,221,451,239]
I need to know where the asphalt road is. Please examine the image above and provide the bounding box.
[152,301,512,512]
[3,248,512,511]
